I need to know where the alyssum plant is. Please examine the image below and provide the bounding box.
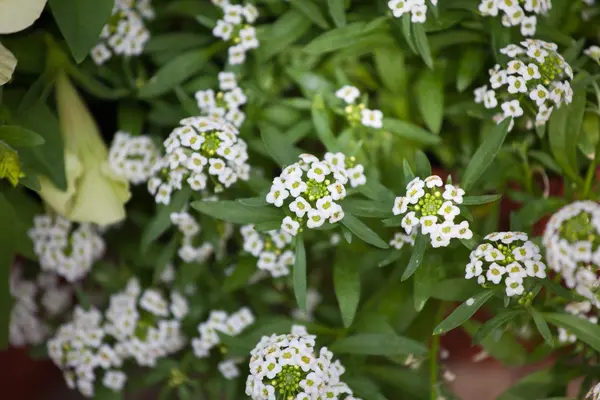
[1,0,600,399]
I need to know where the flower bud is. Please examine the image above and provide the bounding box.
[39,73,130,225]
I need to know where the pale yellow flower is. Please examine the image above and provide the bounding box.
[39,72,131,226]
[0,0,47,34]
[0,42,17,85]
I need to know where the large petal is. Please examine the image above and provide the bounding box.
[0,43,17,85]
[39,151,82,215]
[0,0,47,34]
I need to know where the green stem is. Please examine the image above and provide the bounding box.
[582,142,599,199]
[430,303,445,400]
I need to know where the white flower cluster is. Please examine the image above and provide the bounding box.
[335,85,383,129]
[195,72,247,128]
[91,0,154,65]
[266,153,366,235]
[475,40,573,130]
[390,231,416,249]
[246,325,362,400]
[587,382,600,400]
[387,0,438,23]
[241,224,295,278]
[392,175,472,248]
[48,278,188,398]
[108,132,158,184]
[28,214,105,282]
[465,231,547,297]
[543,201,600,307]
[10,270,72,347]
[557,301,597,344]
[478,0,551,36]
[585,45,600,64]
[211,1,260,65]
[191,308,255,379]
[170,210,214,263]
[147,116,250,205]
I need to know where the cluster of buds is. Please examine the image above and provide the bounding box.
[478,0,551,36]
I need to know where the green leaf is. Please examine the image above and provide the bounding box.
[117,102,145,135]
[398,14,418,54]
[334,251,361,328]
[529,309,554,348]
[260,123,302,167]
[430,278,479,301]
[138,49,209,99]
[403,159,415,185]
[141,188,192,252]
[0,125,44,147]
[540,279,582,302]
[258,11,312,61]
[434,289,496,335]
[543,313,600,352]
[374,48,406,93]
[331,333,428,356]
[414,150,431,178]
[311,93,338,151]
[473,310,522,344]
[152,237,178,284]
[289,0,329,29]
[457,47,486,92]
[401,233,427,281]
[548,88,586,182]
[294,235,307,312]
[412,23,433,69]
[413,261,438,311]
[303,20,385,55]
[461,117,512,191]
[382,118,441,145]
[416,68,444,134]
[65,63,130,99]
[341,214,389,249]
[0,194,17,348]
[223,257,256,293]
[49,0,114,63]
[191,200,282,225]
[497,369,554,400]
[339,198,393,218]
[144,33,211,54]
[461,194,502,205]
[327,0,346,27]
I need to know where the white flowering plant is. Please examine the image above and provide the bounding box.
[2,1,600,399]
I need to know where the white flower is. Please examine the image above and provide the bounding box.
[501,100,523,118]
[289,197,312,218]
[213,19,233,40]
[286,178,308,197]
[465,260,483,279]
[474,85,488,104]
[483,90,498,109]
[388,0,412,17]
[490,69,507,89]
[500,44,525,57]
[420,216,439,235]
[529,84,549,107]
[442,184,465,204]
[328,182,346,201]
[486,263,506,284]
[401,212,419,234]
[228,44,246,65]
[393,197,409,215]
[240,26,259,50]
[307,162,330,183]
[455,221,473,239]
[507,75,527,94]
[335,85,360,104]
[438,201,460,221]
[103,370,127,391]
[424,175,443,188]
[223,4,243,24]
[520,15,537,36]
[242,3,259,23]
[281,217,300,236]
[306,209,326,228]
[411,4,428,23]
[479,0,498,16]
[347,165,367,188]
[266,185,289,207]
[316,196,336,218]
[524,260,547,278]
[522,63,541,81]
[360,109,383,129]
[505,276,525,297]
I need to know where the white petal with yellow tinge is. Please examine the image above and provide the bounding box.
[0,42,17,85]
[0,0,47,34]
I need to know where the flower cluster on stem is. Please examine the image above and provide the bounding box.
[478,0,551,36]
[191,308,255,379]
[266,153,366,235]
[47,278,188,398]
[147,116,250,204]
[393,175,472,247]
[543,201,600,307]
[28,214,105,282]
[387,0,438,23]
[241,224,295,278]
[246,325,361,400]
[91,0,154,65]
[195,72,247,128]
[475,40,573,130]
[211,0,260,65]
[108,132,158,185]
[465,231,547,298]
